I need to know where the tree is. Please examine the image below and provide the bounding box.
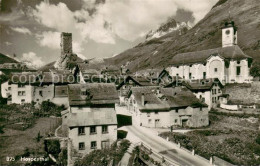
[250,63,260,78]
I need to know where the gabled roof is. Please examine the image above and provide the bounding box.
[171,45,252,65]
[67,109,117,127]
[68,83,119,106]
[130,86,206,111]
[161,87,205,108]
[116,75,142,90]
[182,78,223,91]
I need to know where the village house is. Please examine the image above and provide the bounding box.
[1,71,73,106]
[168,21,253,84]
[182,78,224,108]
[127,86,209,128]
[64,83,119,163]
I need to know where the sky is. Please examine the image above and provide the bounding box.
[0,0,218,68]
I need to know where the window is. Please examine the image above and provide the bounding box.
[175,109,179,113]
[101,141,109,149]
[148,119,152,124]
[91,141,97,149]
[18,91,26,96]
[190,64,192,67]
[212,97,215,103]
[176,66,179,68]
[214,68,218,72]
[21,99,25,103]
[218,89,221,93]
[102,125,108,134]
[78,127,85,135]
[62,90,65,94]
[175,119,178,123]
[236,66,241,76]
[8,87,11,90]
[147,113,150,117]
[18,84,25,88]
[39,90,43,97]
[189,73,192,79]
[79,142,85,150]
[155,111,158,114]
[203,72,206,79]
[90,126,96,134]
[237,60,240,64]
[202,98,205,102]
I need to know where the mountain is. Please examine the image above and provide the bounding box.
[105,0,260,72]
[0,53,18,64]
[145,18,191,41]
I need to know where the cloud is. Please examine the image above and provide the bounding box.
[174,0,218,24]
[29,0,217,57]
[10,26,32,35]
[36,31,60,49]
[22,52,44,68]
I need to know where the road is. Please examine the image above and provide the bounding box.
[122,125,211,166]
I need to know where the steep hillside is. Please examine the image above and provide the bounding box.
[0,53,18,64]
[106,0,260,72]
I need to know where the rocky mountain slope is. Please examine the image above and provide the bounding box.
[0,53,18,64]
[145,18,191,41]
[105,0,260,72]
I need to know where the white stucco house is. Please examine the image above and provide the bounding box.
[65,83,119,164]
[168,21,253,84]
[127,86,209,128]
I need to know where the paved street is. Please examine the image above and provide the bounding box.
[122,125,211,166]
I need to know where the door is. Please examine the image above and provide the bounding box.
[182,119,188,127]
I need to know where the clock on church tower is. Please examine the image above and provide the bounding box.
[222,21,238,47]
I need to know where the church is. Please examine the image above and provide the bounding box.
[169,21,253,84]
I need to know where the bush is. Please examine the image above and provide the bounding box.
[256,134,260,145]
[44,139,61,158]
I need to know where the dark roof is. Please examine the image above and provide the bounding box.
[171,46,252,65]
[67,109,117,127]
[161,87,205,108]
[182,78,223,91]
[55,85,68,97]
[68,83,119,106]
[130,86,206,111]
[117,75,142,90]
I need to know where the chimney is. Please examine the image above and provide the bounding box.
[141,93,145,106]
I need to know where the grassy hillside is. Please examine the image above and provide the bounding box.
[106,0,260,72]
[0,53,18,64]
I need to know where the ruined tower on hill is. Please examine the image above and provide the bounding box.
[55,32,78,70]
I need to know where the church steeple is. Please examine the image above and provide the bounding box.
[222,21,238,47]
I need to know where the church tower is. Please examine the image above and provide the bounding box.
[222,21,238,47]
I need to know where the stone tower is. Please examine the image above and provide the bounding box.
[55,32,77,70]
[222,21,238,48]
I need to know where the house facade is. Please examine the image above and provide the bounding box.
[183,78,223,108]
[65,83,118,162]
[168,21,253,84]
[127,86,209,128]
[1,72,72,106]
